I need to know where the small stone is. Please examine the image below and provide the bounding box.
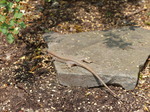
[51,1,59,8]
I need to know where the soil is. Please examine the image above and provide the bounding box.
[0,0,150,112]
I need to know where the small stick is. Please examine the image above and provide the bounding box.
[46,50,119,98]
[125,8,147,18]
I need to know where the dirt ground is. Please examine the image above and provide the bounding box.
[0,0,150,112]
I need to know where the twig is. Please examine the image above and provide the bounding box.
[125,8,147,18]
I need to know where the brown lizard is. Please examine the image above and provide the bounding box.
[45,50,119,98]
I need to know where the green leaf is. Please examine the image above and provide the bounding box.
[0,23,9,34]
[1,22,10,29]
[0,0,6,7]
[15,0,20,2]
[0,0,6,4]
[13,7,20,12]
[6,33,14,44]
[147,12,150,16]
[16,5,21,9]
[0,3,6,7]
[7,2,13,11]
[0,27,7,34]
[12,27,19,34]
[0,15,6,22]
[0,0,6,8]
[14,12,23,18]
[9,19,15,26]
[19,22,26,28]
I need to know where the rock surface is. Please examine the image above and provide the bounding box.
[43,26,150,90]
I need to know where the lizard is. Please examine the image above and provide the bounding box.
[45,50,119,98]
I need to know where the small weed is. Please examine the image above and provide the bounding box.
[146,12,150,16]
[144,21,150,26]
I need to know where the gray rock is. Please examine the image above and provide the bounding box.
[43,26,150,90]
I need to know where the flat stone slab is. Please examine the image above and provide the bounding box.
[43,26,150,90]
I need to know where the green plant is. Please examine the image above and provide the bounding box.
[144,21,150,26]
[0,0,26,43]
[105,11,113,17]
[46,0,52,2]
[45,0,58,3]
[147,12,150,16]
